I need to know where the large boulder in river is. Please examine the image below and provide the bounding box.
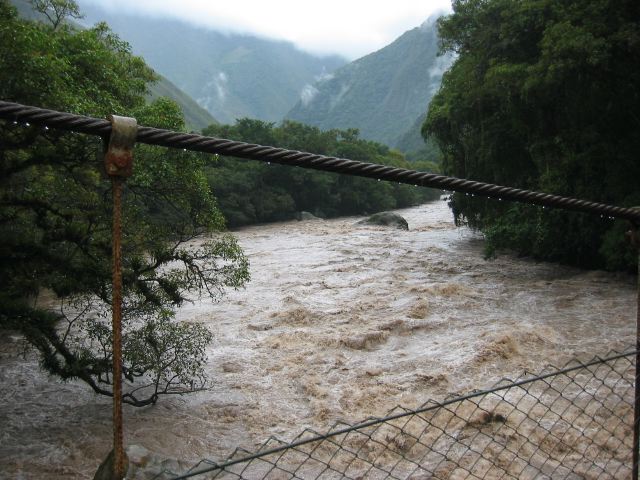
[296,211,320,221]
[357,212,409,230]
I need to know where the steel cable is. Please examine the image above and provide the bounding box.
[2,100,639,222]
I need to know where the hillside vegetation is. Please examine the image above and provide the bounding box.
[287,15,453,153]
[148,75,217,131]
[10,0,218,131]
[204,120,440,227]
[424,0,640,271]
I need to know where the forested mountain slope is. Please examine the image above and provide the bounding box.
[148,76,217,131]
[78,1,346,124]
[286,14,453,151]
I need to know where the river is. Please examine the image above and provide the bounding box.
[0,198,636,478]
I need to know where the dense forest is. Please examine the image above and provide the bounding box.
[204,120,440,227]
[424,0,640,271]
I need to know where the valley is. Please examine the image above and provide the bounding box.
[1,1,638,477]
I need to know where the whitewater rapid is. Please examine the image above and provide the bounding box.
[0,199,636,478]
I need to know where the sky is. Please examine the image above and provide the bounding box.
[79,0,453,60]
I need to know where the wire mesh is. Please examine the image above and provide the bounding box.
[152,350,635,480]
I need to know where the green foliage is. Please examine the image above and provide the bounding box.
[12,0,218,132]
[0,1,249,406]
[203,120,441,227]
[29,0,81,29]
[424,0,640,270]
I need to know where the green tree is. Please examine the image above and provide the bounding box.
[204,120,441,227]
[29,0,82,30]
[0,1,249,406]
[424,0,640,270]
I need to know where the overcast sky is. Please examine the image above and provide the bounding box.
[79,0,452,59]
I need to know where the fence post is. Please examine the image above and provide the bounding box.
[104,115,137,480]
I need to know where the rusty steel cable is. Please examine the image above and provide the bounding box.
[1,100,640,223]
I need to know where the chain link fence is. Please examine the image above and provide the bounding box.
[152,350,635,480]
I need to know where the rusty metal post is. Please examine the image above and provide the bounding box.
[104,115,137,480]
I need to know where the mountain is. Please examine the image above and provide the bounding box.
[10,0,217,131]
[394,112,429,153]
[149,76,217,131]
[77,2,347,125]
[286,15,454,152]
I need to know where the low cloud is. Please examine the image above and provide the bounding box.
[429,52,456,79]
[300,84,319,106]
[79,0,453,60]
[214,72,228,102]
[315,70,334,83]
[198,71,229,110]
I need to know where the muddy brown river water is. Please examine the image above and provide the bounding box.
[0,199,636,478]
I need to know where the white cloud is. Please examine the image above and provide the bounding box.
[429,52,456,79]
[300,84,319,106]
[315,70,334,83]
[79,0,452,59]
[199,71,229,107]
[329,83,351,111]
[215,72,228,102]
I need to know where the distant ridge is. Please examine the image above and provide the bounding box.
[149,76,217,131]
[286,15,454,152]
[77,1,347,125]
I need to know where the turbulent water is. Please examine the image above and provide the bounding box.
[0,199,636,478]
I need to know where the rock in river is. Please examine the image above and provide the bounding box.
[357,211,409,230]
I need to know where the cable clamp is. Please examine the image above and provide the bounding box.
[104,115,137,177]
